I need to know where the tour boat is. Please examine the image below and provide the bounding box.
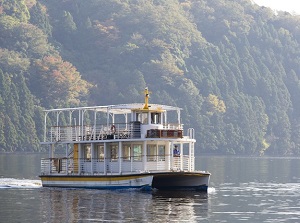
[39,88,210,191]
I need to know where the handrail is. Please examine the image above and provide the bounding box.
[46,122,187,142]
[47,123,135,142]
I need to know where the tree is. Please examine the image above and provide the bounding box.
[1,0,30,23]
[30,55,91,107]
[29,2,52,36]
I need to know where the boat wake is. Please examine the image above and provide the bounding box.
[0,178,42,189]
[208,187,216,194]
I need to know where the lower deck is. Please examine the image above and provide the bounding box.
[40,135,210,191]
[41,138,196,176]
[41,154,193,176]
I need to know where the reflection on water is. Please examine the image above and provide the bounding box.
[0,177,210,222]
[0,178,213,222]
[0,178,211,222]
[2,179,300,222]
[152,190,209,222]
[211,182,300,222]
[39,188,210,222]
[2,155,300,222]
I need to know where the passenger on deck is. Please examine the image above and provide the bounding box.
[173,145,180,157]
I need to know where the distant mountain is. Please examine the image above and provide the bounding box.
[0,0,300,155]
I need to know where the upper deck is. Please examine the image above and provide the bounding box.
[42,90,194,144]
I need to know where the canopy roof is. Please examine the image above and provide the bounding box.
[44,103,181,115]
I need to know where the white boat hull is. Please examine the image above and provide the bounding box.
[40,171,210,191]
[40,174,153,190]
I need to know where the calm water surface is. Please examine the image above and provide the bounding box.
[1,154,300,222]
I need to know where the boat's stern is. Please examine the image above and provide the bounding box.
[151,171,210,191]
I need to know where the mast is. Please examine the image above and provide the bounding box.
[143,87,151,109]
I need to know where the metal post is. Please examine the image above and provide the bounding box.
[168,142,172,170]
[66,144,68,174]
[44,112,48,142]
[78,143,81,174]
[177,109,181,126]
[94,110,97,140]
[82,110,85,139]
[104,142,107,175]
[188,142,191,172]
[78,110,81,140]
[91,143,94,174]
[49,144,53,173]
[143,141,147,171]
[119,141,122,174]
[180,143,183,170]
[106,108,110,130]
[69,110,73,141]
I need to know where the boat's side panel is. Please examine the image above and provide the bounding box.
[152,172,210,191]
[40,175,153,190]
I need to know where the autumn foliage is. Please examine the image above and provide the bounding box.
[32,55,91,107]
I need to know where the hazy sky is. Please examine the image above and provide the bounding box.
[253,0,300,14]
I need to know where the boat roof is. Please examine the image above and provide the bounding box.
[44,103,181,115]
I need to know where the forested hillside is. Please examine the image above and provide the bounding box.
[0,0,300,155]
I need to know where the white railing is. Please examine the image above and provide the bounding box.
[46,122,186,143]
[40,158,69,174]
[48,123,135,142]
[40,155,192,175]
[162,123,183,130]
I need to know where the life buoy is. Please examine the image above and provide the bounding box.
[111,125,116,133]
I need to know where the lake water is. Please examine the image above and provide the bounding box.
[1,154,300,222]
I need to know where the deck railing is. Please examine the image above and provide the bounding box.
[45,122,184,143]
[47,123,139,142]
[40,155,191,175]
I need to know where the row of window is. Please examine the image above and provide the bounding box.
[83,143,166,161]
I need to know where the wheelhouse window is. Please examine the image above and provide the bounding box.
[151,113,161,124]
[136,112,148,124]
